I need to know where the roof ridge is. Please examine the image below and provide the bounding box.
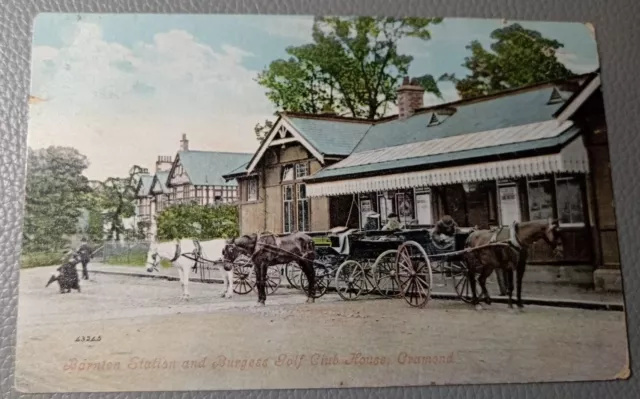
[282,111,375,124]
[180,150,254,155]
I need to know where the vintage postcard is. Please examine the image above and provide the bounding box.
[17,13,629,393]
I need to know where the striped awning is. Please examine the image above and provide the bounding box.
[306,136,589,198]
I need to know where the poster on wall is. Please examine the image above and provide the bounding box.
[415,192,432,225]
[396,192,414,224]
[360,198,373,228]
[499,184,521,225]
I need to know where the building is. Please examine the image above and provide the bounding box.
[135,134,253,239]
[225,71,621,291]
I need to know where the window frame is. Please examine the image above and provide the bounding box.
[247,176,259,202]
[282,184,295,233]
[296,183,310,232]
[554,175,586,227]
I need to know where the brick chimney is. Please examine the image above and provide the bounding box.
[155,155,173,173]
[180,133,189,151]
[397,76,425,120]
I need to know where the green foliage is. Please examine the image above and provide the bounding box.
[254,119,274,143]
[23,146,92,253]
[156,203,239,241]
[440,23,577,99]
[20,251,67,268]
[256,16,443,121]
[90,165,147,241]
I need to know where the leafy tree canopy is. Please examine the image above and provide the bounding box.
[256,16,444,124]
[440,23,577,99]
[23,146,91,252]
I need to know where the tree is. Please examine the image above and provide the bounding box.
[254,119,274,143]
[440,23,576,99]
[90,165,147,241]
[256,16,444,122]
[23,146,91,252]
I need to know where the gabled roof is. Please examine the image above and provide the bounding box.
[171,151,253,186]
[135,175,154,198]
[150,171,171,194]
[285,116,372,156]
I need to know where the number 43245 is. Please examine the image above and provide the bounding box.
[76,336,101,343]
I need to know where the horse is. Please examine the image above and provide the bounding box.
[145,238,234,301]
[222,232,317,306]
[464,218,564,310]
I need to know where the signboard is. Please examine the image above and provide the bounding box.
[415,193,432,225]
[499,185,521,225]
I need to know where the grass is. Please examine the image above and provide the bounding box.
[104,252,171,268]
[20,252,66,269]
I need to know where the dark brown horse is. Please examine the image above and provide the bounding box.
[464,219,564,309]
[222,232,317,306]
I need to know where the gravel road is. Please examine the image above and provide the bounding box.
[15,266,629,393]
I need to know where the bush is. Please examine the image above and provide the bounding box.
[20,251,66,268]
[105,252,171,268]
[156,203,239,240]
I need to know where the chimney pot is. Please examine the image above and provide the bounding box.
[397,77,425,120]
[180,134,189,151]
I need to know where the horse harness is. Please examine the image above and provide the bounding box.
[489,221,524,252]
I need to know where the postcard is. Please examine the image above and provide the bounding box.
[16,13,629,393]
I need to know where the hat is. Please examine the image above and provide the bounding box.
[367,212,380,219]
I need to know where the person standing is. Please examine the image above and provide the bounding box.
[76,237,92,280]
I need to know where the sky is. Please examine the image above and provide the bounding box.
[28,14,600,181]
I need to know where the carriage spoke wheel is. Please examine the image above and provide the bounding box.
[335,260,366,301]
[372,250,401,298]
[284,262,302,290]
[232,262,255,295]
[300,265,330,299]
[265,267,282,295]
[450,261,474,303]
[395,241,433,308]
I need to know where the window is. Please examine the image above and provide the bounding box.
[295,163,308,179]
[283,185,294,233]
[396,192,415,225]
[297,184,310,232]
[556,176,585,226]
[528,178,554,220]
[248,177,258,202]
[377,192,394,225]
[282,165,294,182]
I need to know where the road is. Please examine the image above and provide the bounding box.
[15,266,629,393]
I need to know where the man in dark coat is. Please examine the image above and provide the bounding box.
[76,237,92,280]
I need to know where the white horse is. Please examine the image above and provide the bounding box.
[145,238,234,301]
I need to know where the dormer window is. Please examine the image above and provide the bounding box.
[427,113,440,127]
[547,87,566,105]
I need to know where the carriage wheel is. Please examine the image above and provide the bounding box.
[300,265,330,299]
[395,241,433,308]
[232,262,255,295]
[265,266,282,295]
[284,262,302,290]
[372,250,401,298]
[450,261,474,303]
[335,260,366,301]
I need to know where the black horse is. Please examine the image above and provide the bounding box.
[223,232,317,306]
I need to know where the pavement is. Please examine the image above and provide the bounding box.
[88,262,625,311]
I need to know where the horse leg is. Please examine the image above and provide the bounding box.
[176,264,187,301]
[505,269,515,309]
[300,261,316,304]
[478,269,492,305]
[516,252,528,309]
[467,264,481,310]
[221,266,233,299]
[495,268,507,296]
[256,263,267,306]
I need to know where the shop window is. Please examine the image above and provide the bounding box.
[556,176,585,226]
[395,191,415,225]
[414,188,432,225]
[283,185,294,233]
[527,178,554,220]
[297,184,310,232]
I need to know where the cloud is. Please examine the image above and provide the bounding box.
[28,22,274,181]
[555,50,599,74]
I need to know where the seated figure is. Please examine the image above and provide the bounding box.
[381,213,403,231]
[432,215,459,248]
